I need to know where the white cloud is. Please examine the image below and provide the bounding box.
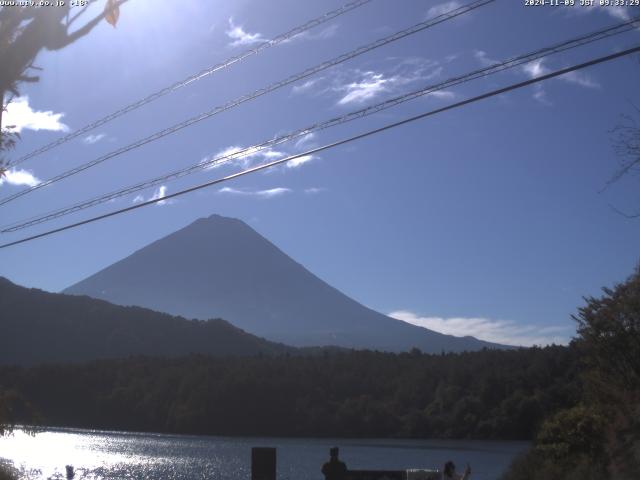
[203,134,320,171]
[132,185,173,206]
[474,50,497,67]
[427,1,461,18]
[522,59,549,78]
[522,58,599,88]
[3,96,69,133]
[226,17,265,47]
[292,57,443,106]
[218,186,292,198]
[533,86,552,106]
[83,133,106,145]
[292,78,322,95]
[284,23,339,44]
[559,71,600,89]
[0,168,40,187]
[294,132,317,150]
[444,53,459,63]
[389,310,572,347]
[202,145,286,170]
[286,154,316,168]
[332,58,442,106]
[427,90,456,100]
[337,71,394,105]
[150,185,171,205]
[304,187,326,194]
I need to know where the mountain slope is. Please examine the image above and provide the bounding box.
[0,276,291,365]
[65,214,505,352]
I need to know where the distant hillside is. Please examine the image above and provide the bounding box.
[65,214,507,353]
[0,277,291,365]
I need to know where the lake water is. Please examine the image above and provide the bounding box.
[0,428,528,480]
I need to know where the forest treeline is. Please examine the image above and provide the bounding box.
[0,345,579,440]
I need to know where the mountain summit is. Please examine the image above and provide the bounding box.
[65,214,504,352]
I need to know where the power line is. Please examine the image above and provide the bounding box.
[0,0,495,208]
[1,44,638,250]
[2,16,637,233]
[6,0,373,168]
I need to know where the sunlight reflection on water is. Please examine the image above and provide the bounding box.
[0,428,528,480]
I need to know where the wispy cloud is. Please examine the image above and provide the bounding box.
[474,50,602,97]
[336,61,441,106]
[294,132,318,150]
[337,71,393,105]
[521,59,548,78]
[286,154,316,168]
[218,186,292,198]
[294,57,445,106]
[132,185,173,206]
[284,23,339,44]
[532,86,552,107]
[226,17,265,47]
[304,187,326,195]
[427,1,461,18]
[522,58,599,88]
[0,168,40,187]
[520,58,599,104]
[474,50,497,67]
[3,96,69,133]
[389,310,572,347]
[202,145,286,170]
[83,133,106,145]
[203,134,319,171]
[559,71,600,89]
[470,54,601,105]
[427,90,456,100]
[292,78,323,95]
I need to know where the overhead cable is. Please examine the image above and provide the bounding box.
[1,43,638,249]
[2,15,637,233]
[6,0,374,168]
[0,0,495,207]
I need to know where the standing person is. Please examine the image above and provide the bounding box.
[442,461,471,480]
[321,447,348,480]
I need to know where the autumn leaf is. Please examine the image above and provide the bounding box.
[104,0,120,28]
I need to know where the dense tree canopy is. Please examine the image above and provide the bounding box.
[502,270,640,480]
[0,346,579,440]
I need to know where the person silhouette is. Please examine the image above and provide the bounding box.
[442,460,471,480]
[321,447,348,480]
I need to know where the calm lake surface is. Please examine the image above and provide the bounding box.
[0,428,528,480]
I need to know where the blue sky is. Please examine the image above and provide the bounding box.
[1,0,639,346]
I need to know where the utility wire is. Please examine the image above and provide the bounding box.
[0,0,495,207]
[2,16,637,233]
[1,44,638,250]
[6,0,373,168]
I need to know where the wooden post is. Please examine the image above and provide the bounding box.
[251,447,276,480]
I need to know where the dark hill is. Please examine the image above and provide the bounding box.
[64,214,506,353]
[0,276,291,365]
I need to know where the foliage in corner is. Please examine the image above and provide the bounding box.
[502,270,640,480]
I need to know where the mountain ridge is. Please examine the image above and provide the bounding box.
[0,276,293,365]
[64,214,507,352]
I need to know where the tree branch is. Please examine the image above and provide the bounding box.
[58,0,130,49]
